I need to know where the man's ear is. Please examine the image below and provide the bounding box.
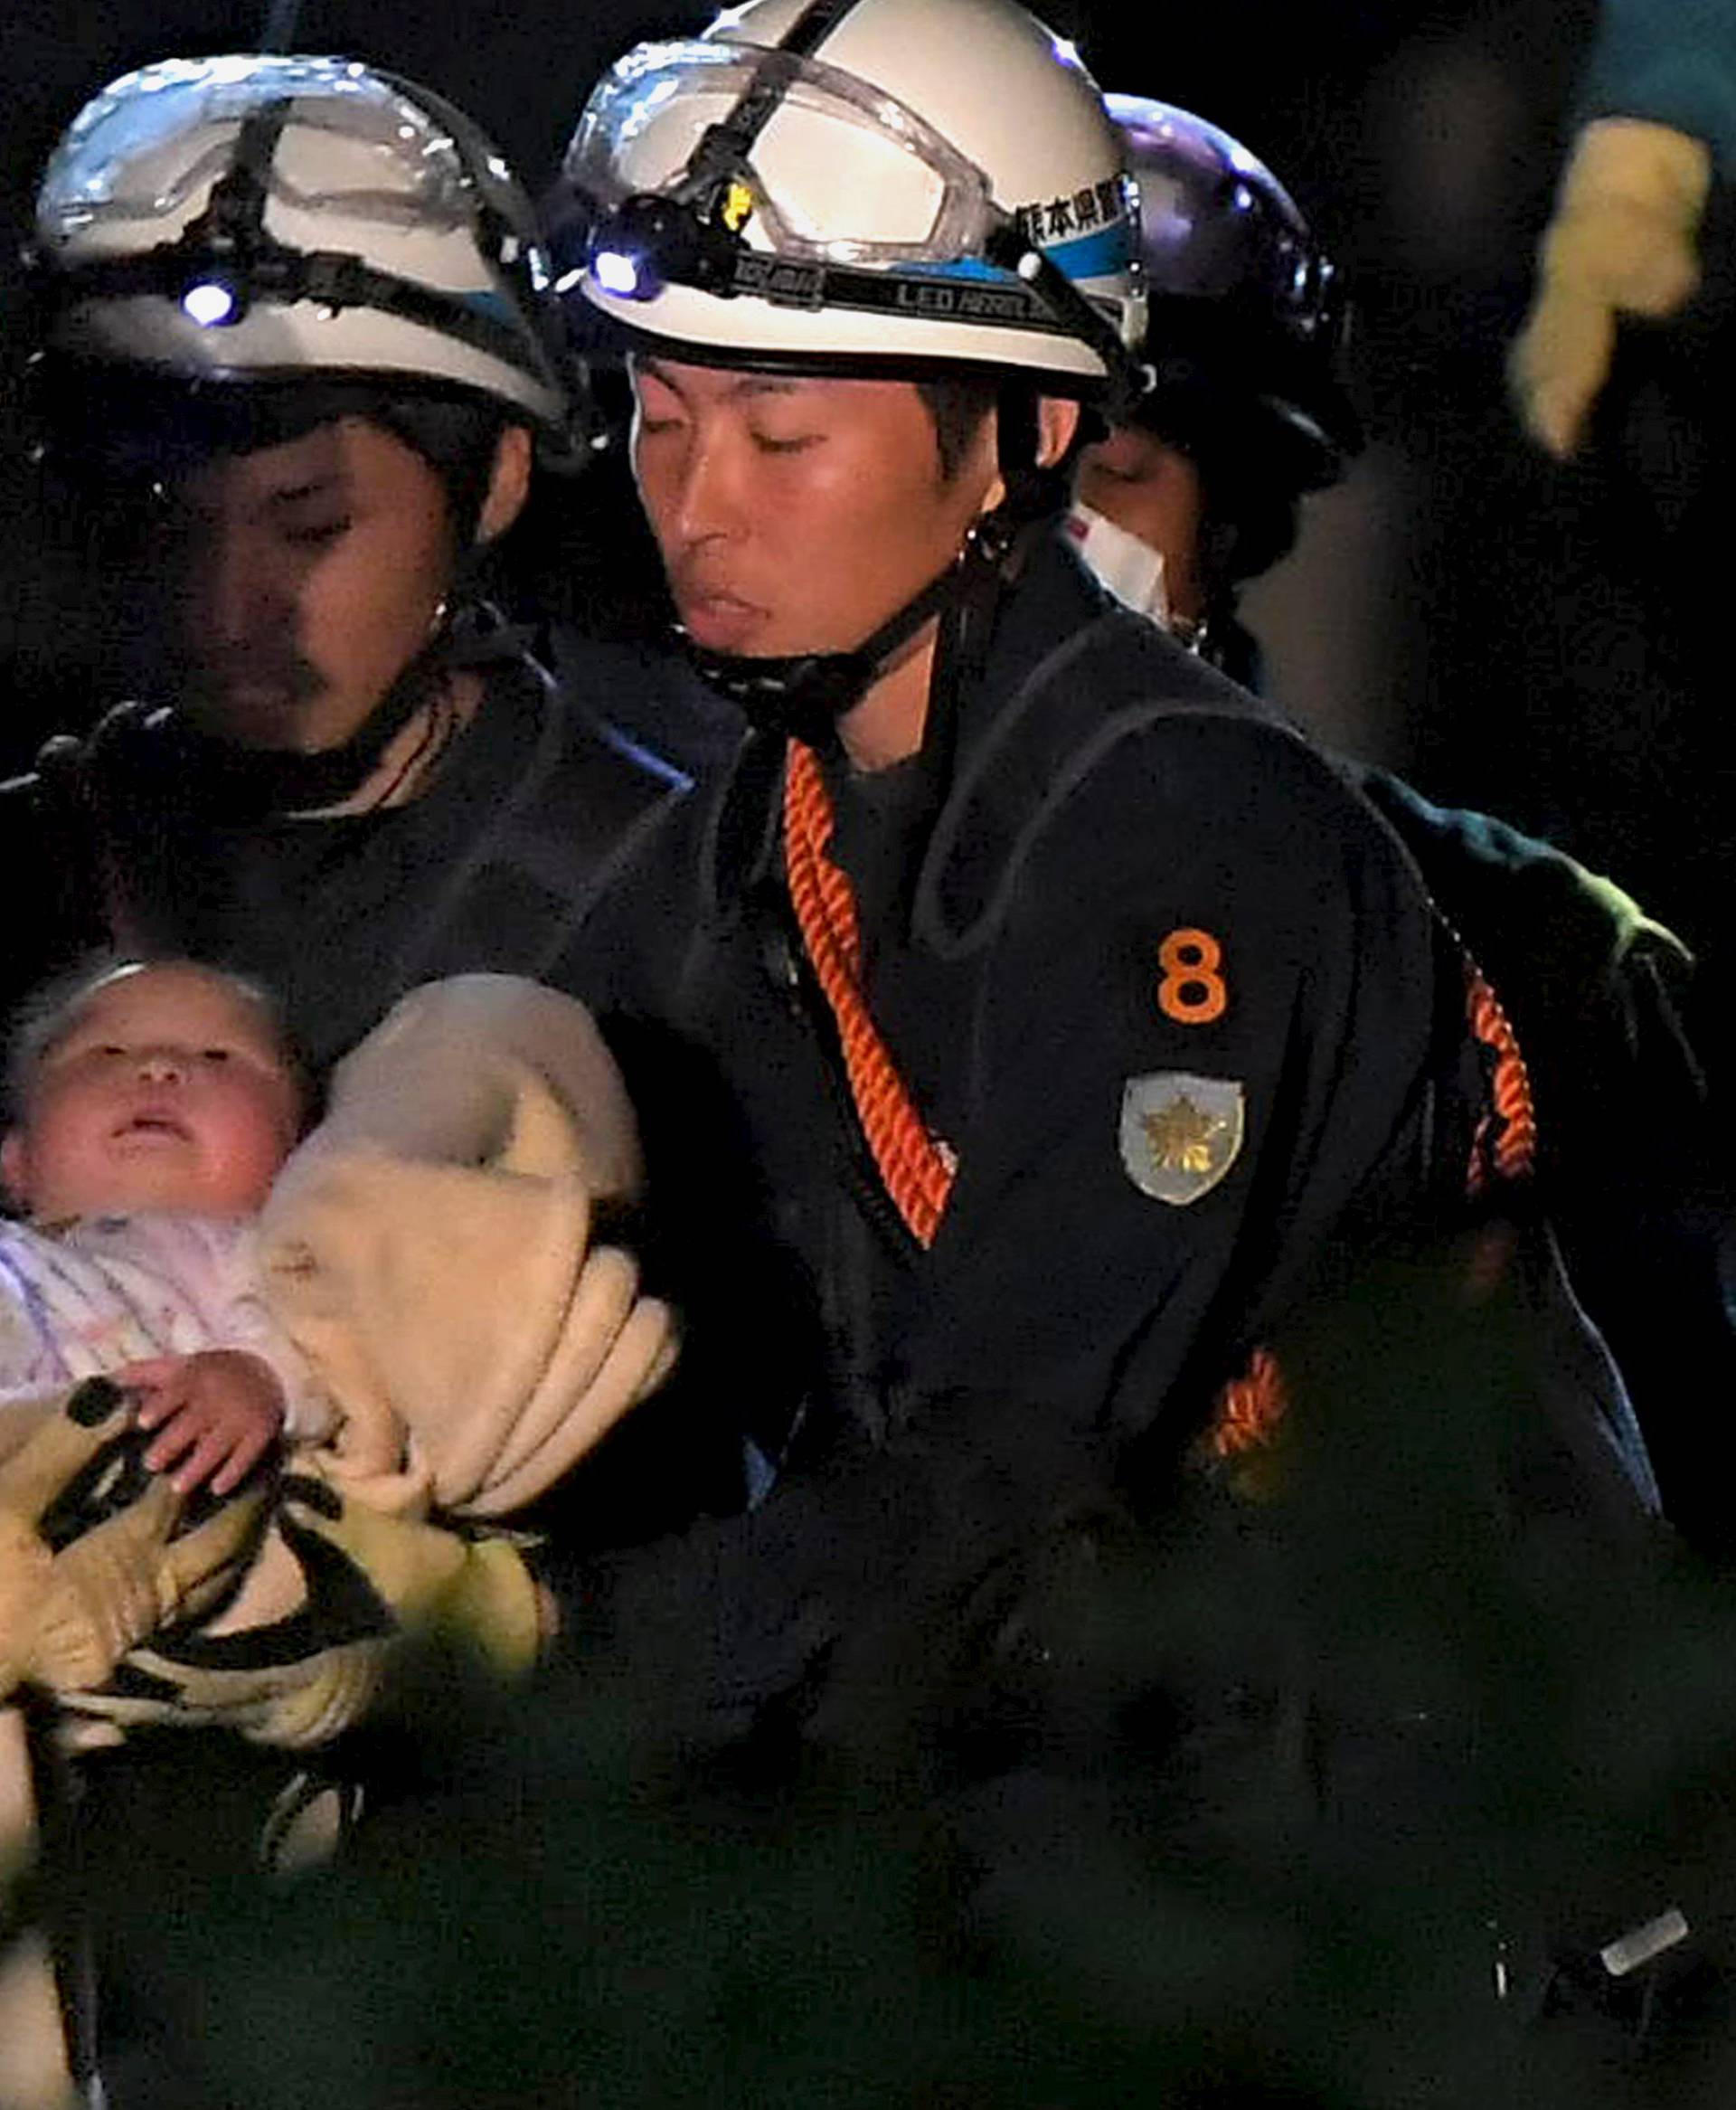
[1035,394,1082,468]
[2,1131,30,1211]
[475,424,533,546]
[976,393,1086,515]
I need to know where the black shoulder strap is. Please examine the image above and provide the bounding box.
[912,606,1291,959]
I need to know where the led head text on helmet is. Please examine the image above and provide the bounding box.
[562,0,1151,412]
[33,56,572,436]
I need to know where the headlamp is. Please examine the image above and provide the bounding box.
[586,191,745,305]
[180,276,245,327]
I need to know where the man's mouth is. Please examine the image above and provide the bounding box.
[674,583,769,654]
[184,649,326,741]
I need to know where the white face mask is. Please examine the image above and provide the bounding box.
[1062,500,1171,627]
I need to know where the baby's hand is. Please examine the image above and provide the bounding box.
[118,1350,287,1497]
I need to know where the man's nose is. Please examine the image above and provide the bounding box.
[670,429,746,547]
[191,525,297,640]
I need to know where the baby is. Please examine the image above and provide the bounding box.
[0,955,326,1495]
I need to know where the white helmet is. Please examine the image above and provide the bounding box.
[33,55,570,432]
[557,0,1146,399]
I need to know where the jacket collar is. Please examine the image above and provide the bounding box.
[697,531,1254,940]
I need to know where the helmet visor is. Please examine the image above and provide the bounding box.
[563,39,999,269]
[38,56,483,246]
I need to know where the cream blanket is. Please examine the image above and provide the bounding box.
[259,971,677,1522]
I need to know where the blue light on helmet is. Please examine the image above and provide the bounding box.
[593,248,649,299]
[181,279,241,326]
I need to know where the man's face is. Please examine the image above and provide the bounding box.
[4,964,303,1222]
[628,358,997,659]
[1074,421,1198,565]
[172,416,458,752]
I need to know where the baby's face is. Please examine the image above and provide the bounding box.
[4,965,302,1221]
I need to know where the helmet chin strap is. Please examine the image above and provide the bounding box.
[680,559,959,749]
[683,380,1064,754]
[160,597,505,820]
[162,651,441,819]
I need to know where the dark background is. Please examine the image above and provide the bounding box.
[3,0,1728,1001]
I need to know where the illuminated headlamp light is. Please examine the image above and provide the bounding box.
[180,275,247,327]
[592,247,649,300]
[586,192,744,304]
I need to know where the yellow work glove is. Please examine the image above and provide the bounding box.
[278,1464,548,1680]
[1511,117,1712,458]
[0,1377,265,1700]
[66,1459,548,1750]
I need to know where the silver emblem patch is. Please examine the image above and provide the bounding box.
[1119,1073,1245,1206]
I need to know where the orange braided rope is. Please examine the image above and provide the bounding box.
[783,739,958,1248]
[1203,1347,1288,1462]
[1464,959,1537,1194]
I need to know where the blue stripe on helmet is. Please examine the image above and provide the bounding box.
[902,217,1134,289]
[1043,220,1134,278]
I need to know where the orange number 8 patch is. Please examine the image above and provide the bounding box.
[1157,927,1228,1026]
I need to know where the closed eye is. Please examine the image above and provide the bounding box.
[281,517,352,548]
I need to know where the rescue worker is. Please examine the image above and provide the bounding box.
[2,53,694,1074]
[2,55,777,1539]
[551,0,1657,1479]
[0,93,756,2055]
[1071,92,1732,1560]
[1066,93,1359,688]
[0,58,755,2110]
[530,5,1723,2067]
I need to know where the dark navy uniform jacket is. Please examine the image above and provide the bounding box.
[561,538,1680,2033]
[580,535,1656,1522]
[0,630,693,1074]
